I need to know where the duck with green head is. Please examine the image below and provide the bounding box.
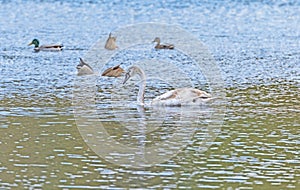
[28,39,63,52]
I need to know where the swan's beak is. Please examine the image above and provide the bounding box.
[122,73,130,84]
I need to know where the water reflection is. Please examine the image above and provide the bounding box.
[1,80,299,189]
[73,74,223,168]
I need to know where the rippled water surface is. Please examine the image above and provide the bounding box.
[1,0,299,189]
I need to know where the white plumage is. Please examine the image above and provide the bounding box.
[123,66,212,106]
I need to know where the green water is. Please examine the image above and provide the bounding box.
[1,81,298,189]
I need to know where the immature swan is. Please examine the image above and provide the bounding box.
[123,66,212,106]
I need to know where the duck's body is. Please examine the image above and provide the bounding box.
[104,33,118,50]
[76,58,94,76]
[153,37,174,50]
[123,66,212,106]
[102,65,124,77]
[28,39,63,52]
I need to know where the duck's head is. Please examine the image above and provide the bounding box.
[152,37,160,43]
[28,39,39,48]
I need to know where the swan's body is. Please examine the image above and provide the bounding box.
[153,37,174,50]
[151,88,212,106]
[123,66,212,106]
[102,65,124,77]
[28,39,63,52]
[104,33,118,50]
[76,58,94,76]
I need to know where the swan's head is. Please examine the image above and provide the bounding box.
[122,66,145,84]
[123,66,135,84]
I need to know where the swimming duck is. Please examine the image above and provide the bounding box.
[152,37,174,50]
[102,65,124,77]
[76,58,94,76]
[123,65,212,106]
[28,39,63,52]
[104,33,118,50]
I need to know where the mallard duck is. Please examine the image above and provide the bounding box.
[101,65,124,77]
[152,37,174,49]
[123,65,212,106]
[104,33,118,50]
[76,58,94,76]
[28,39,63,52]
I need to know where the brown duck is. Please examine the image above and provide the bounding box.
[101,65,124,77]
[152,37,174,49]
[104,33,118,50]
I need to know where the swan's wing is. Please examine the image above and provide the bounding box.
[152,88,212,106]
[189,88,212,98]
[152,90,182,106]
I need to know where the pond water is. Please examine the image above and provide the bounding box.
[0,0,299,189]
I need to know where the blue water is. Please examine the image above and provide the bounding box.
[1,1,299,93]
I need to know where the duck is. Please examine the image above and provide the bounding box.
[28,39,63,52]
[152,37,174,50]
[104,33,118,50]
[76,58,94,76]
[101,65,124,77]
[122,65,212,106]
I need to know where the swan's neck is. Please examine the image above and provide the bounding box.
[136,68,146,105]
[137,80,146,105]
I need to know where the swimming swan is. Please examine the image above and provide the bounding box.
[28,39,63,52]
[122,66,212,106]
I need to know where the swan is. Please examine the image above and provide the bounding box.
[104,33,118,50]
[122,65,212,106]
[76,58,94,76]
[28,39,63,52]
[152,37,174,50]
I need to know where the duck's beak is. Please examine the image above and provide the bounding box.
[28,42,33,46]
[122,73,130,84]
